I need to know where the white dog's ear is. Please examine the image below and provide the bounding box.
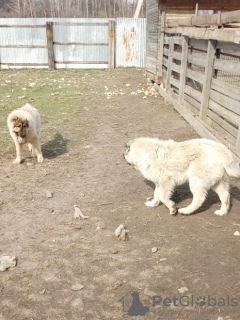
[124,142,131,156]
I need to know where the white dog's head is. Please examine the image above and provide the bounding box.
[9,114,30,143]
[124,137,160,170]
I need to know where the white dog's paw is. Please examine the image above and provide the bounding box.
[178,207,192,215]
[37,155,44,163]
[214,209,227,216]
[144,200,159,207]
[169,208,178,215]
[13,158,22,164]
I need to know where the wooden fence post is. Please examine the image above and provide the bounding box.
[199,39,217,121]
[46,22,54,70]
[157,11,165,82]
[108,20,115,69]
[166,36,174,90]
[179,36,188,102]
[236,128,240,153]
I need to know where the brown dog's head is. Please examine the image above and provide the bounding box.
[11,116,29,138]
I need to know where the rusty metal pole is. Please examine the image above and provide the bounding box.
[108,20,115,69]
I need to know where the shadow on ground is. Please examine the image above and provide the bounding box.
[144,179,240,215]
[42,133,69,159]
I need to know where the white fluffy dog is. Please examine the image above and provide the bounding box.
[124,137,240,216]
[7,103,44,164]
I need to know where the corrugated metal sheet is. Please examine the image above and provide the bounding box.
[0,18,146,69]
[115,18,146,67]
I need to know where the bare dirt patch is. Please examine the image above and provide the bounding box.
[0,68,239,320]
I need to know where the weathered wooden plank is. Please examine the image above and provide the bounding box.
[183,99,200,115]
[211,78,240,101]
[214,59,240,75]
[206,115,237,146]
[184,93,201,111]
[209,99,240,128]
[170,77,180,89]
[183,27,240,44]
[146,0,159,75]
[163,48,169,56]
[172,36,183,45]
[189,39,208,49]
[157,12,165,78]
[210,89,240,115]
[156,83,239,159]
[165,27,183,34]
[166,37,174,89]
[188,55,206,67]
[167,10,240,27]
[179,36,188,102]
[185,85,202,102]
[162,57,168,68]
[167,17,192,27]
[164,37,171,44]
[217,42,240,52]
[186,68,205,84]
[46,22,54,70]
[108,20,115,69]
[172,51,182,61]
[208,109,238,138]
[199,40,217,121]
[171,62,181,74]
[237,129,240,153]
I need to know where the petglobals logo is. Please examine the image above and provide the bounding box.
[119,291,149,318]
[152,295,238,308]
[119,291,239,318]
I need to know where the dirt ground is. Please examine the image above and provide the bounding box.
[0,68,239,320]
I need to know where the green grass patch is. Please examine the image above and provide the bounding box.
[0,68,109,144]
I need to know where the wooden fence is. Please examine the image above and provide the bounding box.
[153,11,240,158]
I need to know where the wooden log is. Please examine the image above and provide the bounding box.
[46,22,54,70]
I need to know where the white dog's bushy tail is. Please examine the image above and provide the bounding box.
[224,161,240,178]
[220,147,240,178]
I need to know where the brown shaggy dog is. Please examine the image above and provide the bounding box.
[7,103,44,164]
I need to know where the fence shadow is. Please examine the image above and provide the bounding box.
[42,133,69,159]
